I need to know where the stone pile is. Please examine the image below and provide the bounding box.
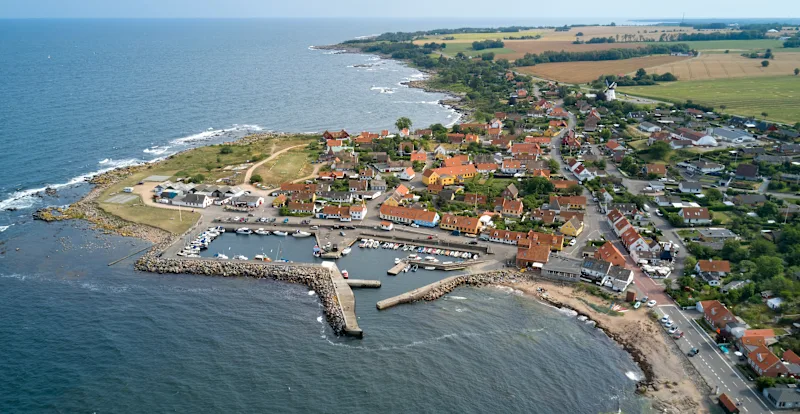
[420,270,534,302]
[134,256,345,334]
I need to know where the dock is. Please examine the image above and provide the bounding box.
[345,279,381,288]
[387,261,408,275]
[377,275,464,310]
[321,262,363,338]
[387,259,487,274]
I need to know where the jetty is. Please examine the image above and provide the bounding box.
[377,275,465,310]
[388,259,488,275]
[387,261,408,275]
[345,279,381,288]
[322,262,363,338]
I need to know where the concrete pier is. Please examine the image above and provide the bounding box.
[377,275,464,310]
[387,261,408,275]
[407,259,487,271]
[345,279,381,288]
[321,262,363,338]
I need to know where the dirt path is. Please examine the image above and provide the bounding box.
[242,143,308,186]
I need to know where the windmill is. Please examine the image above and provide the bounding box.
[604,79,617,101]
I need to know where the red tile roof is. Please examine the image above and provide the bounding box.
[697,260,731,273]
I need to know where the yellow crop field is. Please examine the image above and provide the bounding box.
[517,55,692,84]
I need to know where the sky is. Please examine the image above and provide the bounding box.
[1,0,799,20]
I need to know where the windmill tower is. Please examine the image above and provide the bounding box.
[604,79,617,102]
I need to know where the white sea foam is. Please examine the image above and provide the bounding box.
[143,146,171,155]
[316,316,323,323]
[0,225,10,233]
[308,290,316,296]
[625,371,642,381]
[170,124,264,145]
[558,307,579,317]
[370,86,395,94]
[449,296,467,300]
[393,100,440,105]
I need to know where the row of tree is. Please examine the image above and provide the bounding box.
[514,44,692,66]
[472,39,505,50]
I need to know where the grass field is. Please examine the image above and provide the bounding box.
[254,149,315,186]
[517,55,691,83]
[655,39,784,52]
[439,42,514,58]
[99,199,201,234]
[619,76,800,124]
[643,52,800,81]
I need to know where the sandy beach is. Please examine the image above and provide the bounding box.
[503,278,712,414]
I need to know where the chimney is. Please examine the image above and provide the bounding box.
[758,353,764,363]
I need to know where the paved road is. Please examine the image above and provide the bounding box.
[658,305,775,414]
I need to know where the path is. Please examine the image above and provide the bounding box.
[242,143,309,191]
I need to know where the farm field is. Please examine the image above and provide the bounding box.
[439,42,514,57]
[517,55,691,84]
[658,39,784,52]
[619,76,800,124]
[643,52,800,81]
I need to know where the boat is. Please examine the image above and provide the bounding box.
[394,257,402,264]
[233,255,248,260]
[254,228,270,235]
[187,253,201,258]
[213,253,229,259]
[342,247,352,255]
[273,231,288,236]
[411,264,418,272]
[408,254,420,260]
[235,227,252,235]
[358,241,366,248]
[462,252,470,258]
[403,264,410,272]
[254,255,272,262]
[442,261,453,265]
[341,270,349,279]
[292,230,312,238]
[424,266,436,270]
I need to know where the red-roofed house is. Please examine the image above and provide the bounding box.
[516,246,552,268]
[698,300,736,331]
[410,149,427,162]
[748,345,789,377]
[595,241,626,267]
[679,207,712,225]
[620,227,649,252]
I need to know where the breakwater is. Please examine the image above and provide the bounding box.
[135,256,358,337]
[376,270,531,310]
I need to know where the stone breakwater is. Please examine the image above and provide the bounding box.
[376,270,531,309]
[135,257,347,335]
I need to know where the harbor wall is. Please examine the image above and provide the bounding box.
[135,256,351,335]
[376,270,533,310]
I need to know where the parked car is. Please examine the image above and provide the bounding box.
[646,300,657,308]
[568,239,577,246]
[660,316,670,324]
[411,223,420,228]
[664,321,673,328]
[672,331,684,339]
[668,326,678,334]
[310,225,319,230]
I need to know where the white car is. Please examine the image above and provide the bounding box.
[410,223,420,228]
[668,326,678,334]
[664,321,673,328]
[646,300,657,308]
[568,239,577,246]
[660,315,670,324]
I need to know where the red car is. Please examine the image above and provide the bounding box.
[673,331,684,339]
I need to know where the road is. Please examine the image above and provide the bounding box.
[658,305,775,414]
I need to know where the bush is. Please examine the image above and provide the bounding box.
[219,146,234,154]
[250,174,263,183]
[188,174,205,184]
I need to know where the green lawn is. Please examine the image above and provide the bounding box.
[99,198,201,234]
[619,76,800,124]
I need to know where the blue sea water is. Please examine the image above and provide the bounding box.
[0,19,649,413]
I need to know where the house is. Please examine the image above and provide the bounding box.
[677,128,718,147]
[464,193,488,206]
[272,194,287,207]
[318,171,346,181]
[595,242,626,267]
[379,205,440,227]
[427,183,444,194]
[476,163,498,174]
[510,143,542,159]
[318,191,354,204]
[550,195,586,210]
[648,181,666,192]
[679,207,712,224]
[502,184,519,199]
[605,265,634,291]
[439,189,456,201]
[289,191,315,203]
[686,108,705,118]
[638,122,662,133]
[317,205,352,221]
[532,208,558,224]
[748,345,789,377]
[736,329,775,353]
[548,107,569,119]
[732,194,767,207]
[349,180,368,192]
[767,297,784,310]
[516,245,552,268]
[359,168,376,181]
[322,130,350,140]
[679,181,703,194]
[698,300,735,330]
[486,229,528,245]
[410,149,427,162]
[288,202,315,215]
[583,117,599,132]
[398,167,416,181]
[280,183,319,195]
[687,160,725,174]
[670,139,693,150]
[599,188,614,204]
[581,257,612,281]
[422,164,478,185]
[524,230,564,251]
[698,228,739,243]
[763,385,800,409]
[444,154,470,167]
[498,198,524,217]
[655,194,681,207]
[695,260,731,286]
[235,195,264,208]
[620,227,649,252]
[572,163,595,182]
[174,193,213,208]
[439,214,482,234]
[560,217,584,237]
[541,255,583,282]
[712,128,754,143]
[501,159,524,174]
[644,163,667,177]
[613,217,632,237]
[380,221,394,231]
[734,164,759,181]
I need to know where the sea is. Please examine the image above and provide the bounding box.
[0,19,649,413]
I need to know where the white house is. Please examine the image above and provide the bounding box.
[679,181,703,194]
[767,297,784,310]
[687,160,725,174]
[174,194,213,209]
[679,207,712,225]
[398,167,416,181]
[712,127,754,143]
[638,122,662,133]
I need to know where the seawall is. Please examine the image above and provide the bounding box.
[135,256,358,337]
[376,270,532,310]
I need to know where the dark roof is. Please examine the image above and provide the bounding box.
[734,163,758,178]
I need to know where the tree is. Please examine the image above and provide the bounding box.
[522,176,554,195]
[219,146,234,154]
[649,141,671,160]
[705,188,723,203]
[762,112,769,118]
[250,174,263,184]
[620,156,637,175]
[481,52,495,61]
[795,68,800,76]
[635,68,647,80]
[754,256,784,281]
[565,184,583,196]
[188,174,205,183]
[395,117,412,132]
[548,158,560,173]
[762,60,770,67]
[756,376,776,391]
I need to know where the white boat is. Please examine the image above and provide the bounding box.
[341,270,349,279]
[411,264,418,272]
[292,230,312,238]
[254,255,272,262]
[273,231,288,236]
[235,227,252,235]
[442,261,453,265]
[254,228,270,235]
[425,256,436,261]
[403,265,410,272]
[213,253,229,259]
[359,241,366,248]
[342,247,352,255]
[187,253,201,258]
[424,266,436,270]
[408,254,420,260]
[462,252,470,258]
[394,257,402,264]
[233,254,248,260]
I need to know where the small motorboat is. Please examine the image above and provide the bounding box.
[235,227,252,235]
[254,255,272,262]
[273,231,288,236]
[254,228,270,235]
[292,230,312,238]
[394,257,402,264]
[233,255,248,260]
[403,264,410,273]
[424,266,436,270]
[341,270,349,279]
[342,247,352,255]
[411,264,418,272]
[213,253,229,259]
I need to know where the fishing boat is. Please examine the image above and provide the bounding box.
[273,231,288,236]
[213,253,229,259]
[235,227,252,235]
[292,230,312,238]
[254,228,270,235]
[341,247,352,255]
[341,270,349,279]
[358,241,367,248]
[233,254,248,260]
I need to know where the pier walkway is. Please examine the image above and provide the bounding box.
[321,262,362,338]
[376,275,464,310]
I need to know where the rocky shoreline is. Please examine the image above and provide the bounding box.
[134,255,347,334]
